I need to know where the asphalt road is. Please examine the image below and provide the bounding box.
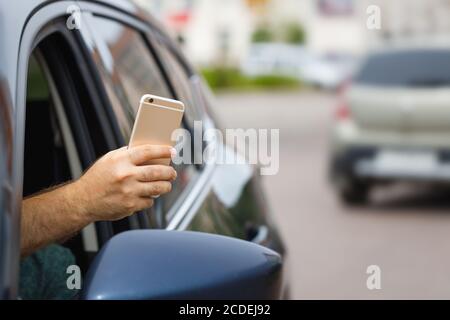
[214,90,450,299]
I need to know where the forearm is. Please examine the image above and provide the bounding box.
[20,145,176,257]
[21,181,91,257]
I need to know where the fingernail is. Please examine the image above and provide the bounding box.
[170,147,177,158]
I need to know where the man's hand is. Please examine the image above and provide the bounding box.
[74,145,177,221]
[21,144,177,256]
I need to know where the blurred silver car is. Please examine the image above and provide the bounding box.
[240,43,309,79]
[241,43,354,89]
[301,53,356,90]
[329,47,450,204]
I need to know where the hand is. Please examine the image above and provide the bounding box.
[73,145,177,222]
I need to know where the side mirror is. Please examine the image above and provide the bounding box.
[81,230,283,300]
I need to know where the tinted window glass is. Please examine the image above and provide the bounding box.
[88,17,171,140]
[355,50,450,87]
[150,41,207,214]
[108,28,171,111]
[153,42,203,127]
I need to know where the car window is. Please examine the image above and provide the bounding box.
[151,40,203,127]
[86,17,171,141]
[355,49,450,87]
[87,17,200,220]
[151,40,208,169]
[24,54,71,197]
[149,40,209,215]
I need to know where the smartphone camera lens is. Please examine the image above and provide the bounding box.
[148,98,154,103]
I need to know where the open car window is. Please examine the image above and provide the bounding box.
[21,32,100,299]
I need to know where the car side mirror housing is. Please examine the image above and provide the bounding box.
[81,230,283,300]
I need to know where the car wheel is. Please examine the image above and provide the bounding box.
[337,179,370,205]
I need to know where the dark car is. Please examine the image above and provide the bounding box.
[0,0,287,299]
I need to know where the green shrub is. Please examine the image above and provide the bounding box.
[201,68,301,91]
[250,75,300,88]
[251,26,274,43]
[282,23,306,44]
[201,68,248,89]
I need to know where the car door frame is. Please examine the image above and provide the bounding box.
[0,74,14,300]
[11,0,83,300]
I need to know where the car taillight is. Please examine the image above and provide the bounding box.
[335,101,351,120]
[335,79,352,121]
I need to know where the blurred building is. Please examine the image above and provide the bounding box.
[366,0,450,47]
[135,0,450,67]
[136,0,254,66]
[295,0,450,55]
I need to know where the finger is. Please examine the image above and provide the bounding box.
[112,146,128,154]
[135,198,154,211]
[103,146,127,160]
[137,181,172,197]
[128,145,174,165]
[135,165,177,182]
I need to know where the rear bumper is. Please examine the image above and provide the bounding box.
[331,146,450,181]
[330,147,375,179]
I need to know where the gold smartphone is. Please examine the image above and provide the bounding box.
[129,94,185,165]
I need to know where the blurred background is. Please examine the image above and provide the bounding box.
[136,0,450,299]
